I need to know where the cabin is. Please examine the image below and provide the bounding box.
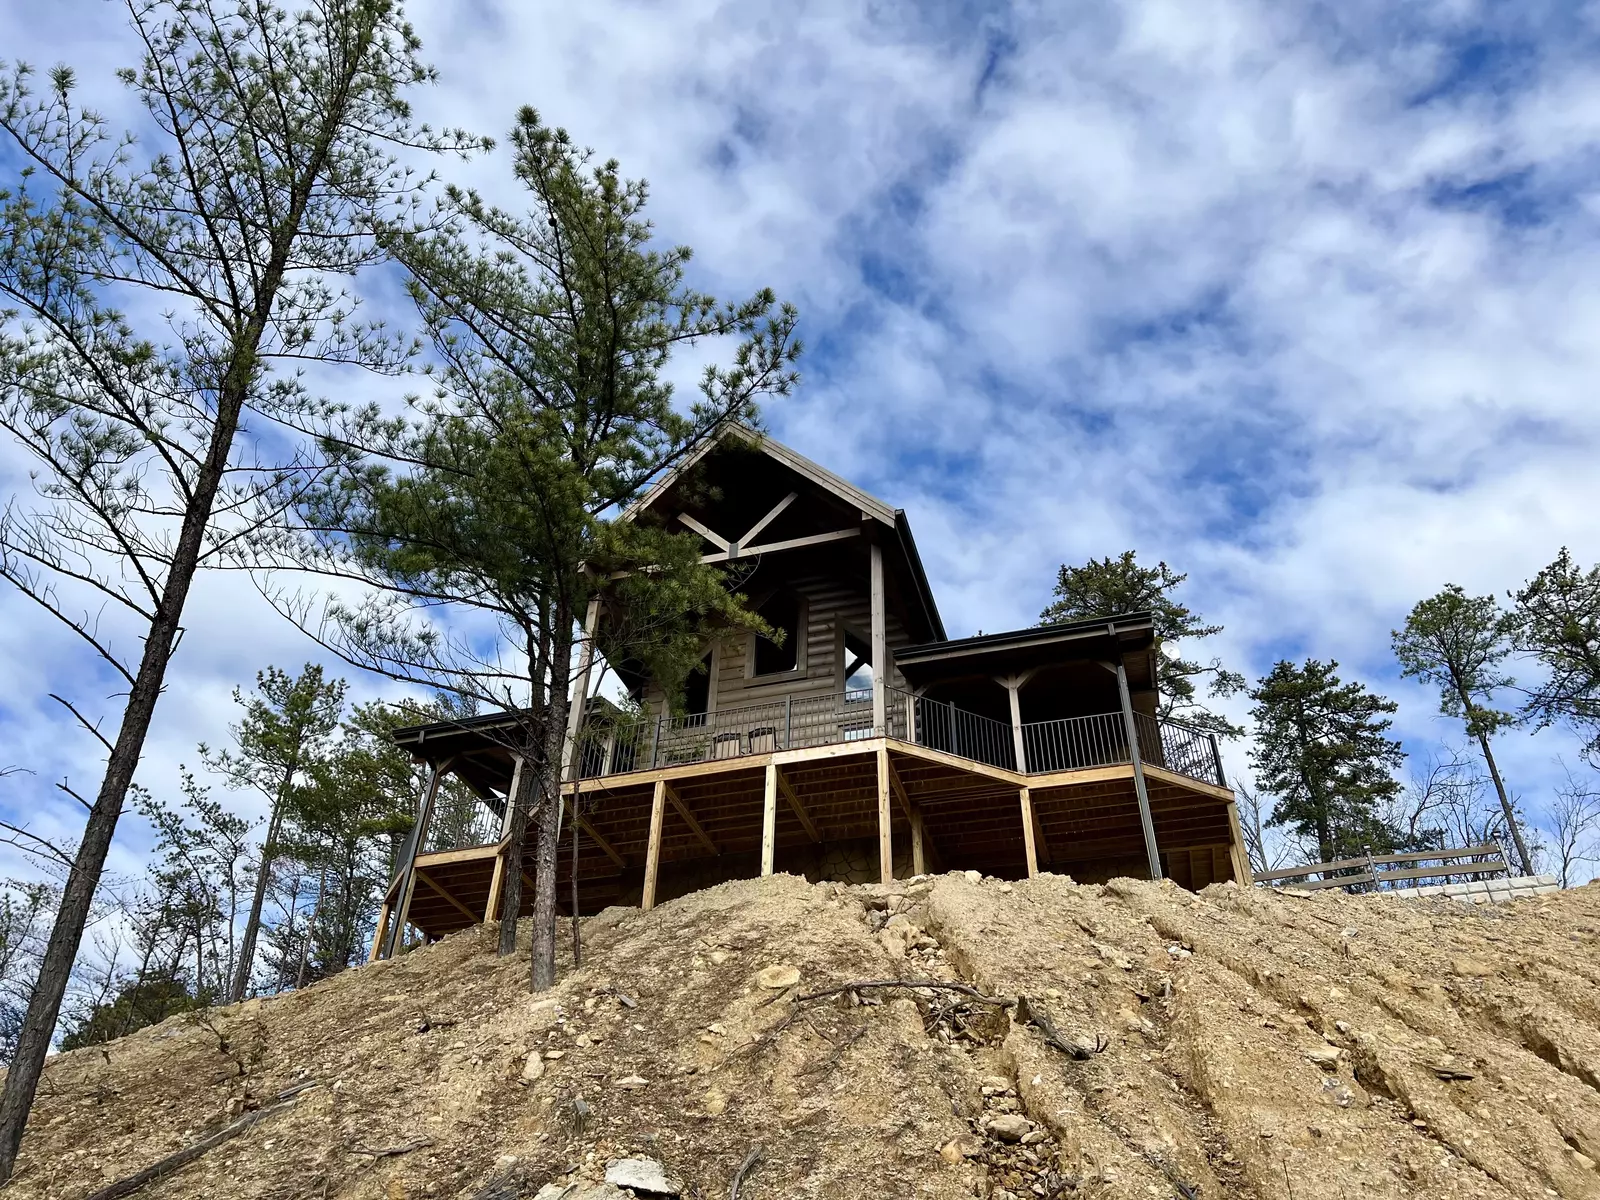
[369,426,1249,958]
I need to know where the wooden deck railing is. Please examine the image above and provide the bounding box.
[1254,844,1512,892]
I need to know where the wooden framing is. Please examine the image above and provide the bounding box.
[367,903,391,963]
[1115,662,1162,881]
[417,870,479,924]
[870,540,888,734]
[775,769,820,841]
[1018,787,1039,878]
[699,526,861,565]
[761,763,779,875]
[910,808,927,876]
[643,779,667,910]
[665,782,719,854]
[876,745,893,883]
[1225,800,1252,885]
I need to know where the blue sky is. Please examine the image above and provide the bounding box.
[2,0,1599,882]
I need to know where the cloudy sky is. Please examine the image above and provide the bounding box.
[2,0,1598,884]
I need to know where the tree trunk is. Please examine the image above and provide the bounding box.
[530,618,575,992]
[497,743,539,956]
[230,796,286,1003]
[1475,731,1535,876]
[296,870,326,990]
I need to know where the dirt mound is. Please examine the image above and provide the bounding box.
[10,873,1600,1199]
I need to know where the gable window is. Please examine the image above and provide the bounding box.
[752,591,802,676]
[842,630,874,696]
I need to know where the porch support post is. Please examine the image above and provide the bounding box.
[367,903,391,963]
[1226,800,1253,885]
[383,759,446,959]
[870,542,888,735]
[761,763,779,876]
[998,674,1031,773]
[1019,786,1039,879]
[1116,662,1163,881]
[911,808,926,876]
[643,779,667,910]
[486,754,525,924]
[561,596,603,778]
[876,745,893,883]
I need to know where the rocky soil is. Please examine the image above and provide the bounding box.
[8,872,1600,1199]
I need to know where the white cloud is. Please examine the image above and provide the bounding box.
[1,0,1597,885]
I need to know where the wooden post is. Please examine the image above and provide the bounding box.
[911,808,926,877]
[870,541,888,735]
[367,903,391,964]
[876,745,893,883]
[1226,800,1253,885]
[382,760,446,959]
[1019,787,1039,879]
[1001,678,1028,773]
[560,596,603,780]
[761,762,778,876]
[486,754,524,924]
[1116,662,1162,881]
[643,779,667,910]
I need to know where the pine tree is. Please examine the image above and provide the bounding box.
[1392,585,1533,875]
[0,2,481,1173]
[1248,660,1405,865]
[1039,551,1244,736]
[1511,549,1600,766]
[285,110,800,990]
[203,665,347,1001]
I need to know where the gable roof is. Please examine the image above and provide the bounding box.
[622,422,945,641]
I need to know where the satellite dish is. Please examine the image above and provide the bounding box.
[1158,640,1182,661]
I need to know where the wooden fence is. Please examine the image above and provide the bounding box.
[1253,843,1511,892]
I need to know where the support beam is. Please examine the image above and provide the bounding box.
[700,526,860,564]
[484,854,506,922]
[871,541,888,735]
[560,597,603,782]
[885,753,941,872]
[1031,801,1052,868]
[1019,787,1039,879]
[676,512,731,550]
[739,491,797,547]
[761,762,778,875]
[382,758,452,959]
[774,769,820,842]
[416,870,479,924]
[1226,800,1253,885]
[911,809,926,877]
[665,782,719,855]
[876,745,893,883]
[643,779,667,911]
[367,903,391,964]
[1116,662,1163,881]
[997,673,1033,774]
[567,803,627,871]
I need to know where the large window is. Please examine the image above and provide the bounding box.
[753,591,802,676]
[842,630,874,694]
[683,652,712,715]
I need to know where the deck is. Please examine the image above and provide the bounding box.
[377,688,1247,949]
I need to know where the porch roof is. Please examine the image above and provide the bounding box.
[892,611,1158,691]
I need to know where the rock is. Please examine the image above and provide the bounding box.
[702,1086,728,1116]
[605,1156,682,1194]
[1305,1047,1341,1071]
[521,1054,546,1082]
[528,998,561,1031]
[1450,956,1492,978]
[964,870,982,883]
[939,1134,982,1163]
[709,949,732,965]
[985,1114,1032,1142]
[979,1075,1013,1094]
[614,1074,649,1090]
[756,964,800,989]
[535,1185,628,1200]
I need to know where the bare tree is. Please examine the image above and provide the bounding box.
[1548,765,1600,888]
[0,0,480,1177]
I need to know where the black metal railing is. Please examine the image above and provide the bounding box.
[570,688,1226,790]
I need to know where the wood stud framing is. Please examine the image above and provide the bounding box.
[876,745,893,883]
[1019,787,1039,878]
[762,763,779,875]
[643,779,667,911]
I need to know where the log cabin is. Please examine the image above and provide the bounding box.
[370,426,1249,958]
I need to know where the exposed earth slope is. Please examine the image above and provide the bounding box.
[10,873,1600,1199]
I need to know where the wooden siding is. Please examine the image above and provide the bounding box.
[642,570,913,715]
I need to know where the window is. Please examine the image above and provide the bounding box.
[842,630,874,695]
[683,652,712,715]
[753,591,801,676]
